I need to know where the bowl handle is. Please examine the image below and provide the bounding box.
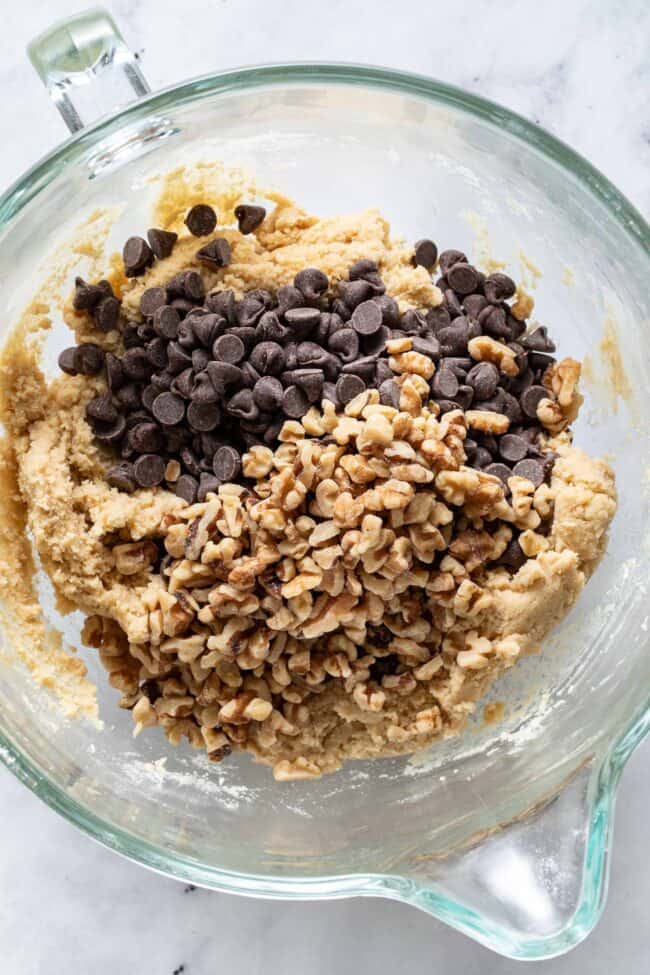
[27,7,150,134]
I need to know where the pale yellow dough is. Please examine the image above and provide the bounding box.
[0,169,617,774]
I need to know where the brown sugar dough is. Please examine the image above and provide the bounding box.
[0,169,617,777]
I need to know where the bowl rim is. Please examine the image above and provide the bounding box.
[0,61,648,960]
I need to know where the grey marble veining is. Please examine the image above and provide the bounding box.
[0,1,648,973]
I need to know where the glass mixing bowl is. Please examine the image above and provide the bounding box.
[0,9,648,960]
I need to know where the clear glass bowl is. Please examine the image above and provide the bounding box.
[1,10,648,960]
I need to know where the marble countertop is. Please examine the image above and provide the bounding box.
[0,1,648,972]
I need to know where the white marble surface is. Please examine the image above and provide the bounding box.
[0,1,648,972]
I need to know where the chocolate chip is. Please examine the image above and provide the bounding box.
[314,311,342,344]
[330,298,351,322]
[236,295,266,327]
[447,262,480,295]
[373,294,400,328]
[249,341,285,375]
[166,343,192,375]
[73,277,105,311]
[484,273,516,302]
[94,413,126,444]
[341,355,377,380]
[187,271,208,303]
[98,356,121,394]
[294,268,328,304]
[288,368,324,403]
[484,462,512,486]
[276,285,304,317]
[284,307,320,337]
[206,360,242,395]
[498,538,526,570]
[463,294,489,319]
[185,204,217,237]
[147,228,177,260]
[351,300,383,336]
[154,304,182,337]
[328,328,359,363]
[121,348,152,381]
[441,356,472,377]
[425,305,451,332]
[197,472,220,501]
[349,258,378,280]
[508,366,534,396]
[205,289,235,322]
[151,392,185,427]
[467,361,499,400]
[338,279,373,310]
[133,454,165,487]
[128,421,164,453]
[189,314,222,348]
[336,374,365,404]
[213,445,241,481]
[248,288,273,310]
[177,320,197,350]
[123,237,153,277]
[499,434,528,463]
[283,343,298,371]
[253,376,283,411]
[431,367,459,399]
[191,348,209,373]
[226,389,259,422]
[513,458,545,487]
[379,379,400,407]
[529,352,555,374]
[439,249,467,275]
[191,371,220,403]
[498,390,522,425]
[213,334,245,364]
[296,341,331,369]
[413,239,438,269]
[196,238,231,267]
[234,204,266,234]
[58,347,79,375]
[116,383,142,411]
[90,295,120,333]
[137,322,156,344]
[140,287,168,318]
[454,384,474,410]
[520,384,548,419]
[375,359,394,385]
[436,399,461,415]
[187,401,221,432]
[473,446,493,468]
[282,385,309,418]
[478,303,510,338]
[412,335,440,361]
[175,474,198,504]
[255,311,287,344]
[443,289,464,318]
[86,392,118,424]
[180,447,202,477]
[322,382,340,405]
[140,384,156,412]
[143,337,165,371]
[75,343,105,375]
[240,361,261,389]
[106,462,136,493]
[169,367,192,400]
[521,326,556,353]
[362,325,389,356]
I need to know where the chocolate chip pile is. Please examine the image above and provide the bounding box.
[58,202,565,506]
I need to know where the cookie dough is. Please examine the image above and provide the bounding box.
[0,168,617,778]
